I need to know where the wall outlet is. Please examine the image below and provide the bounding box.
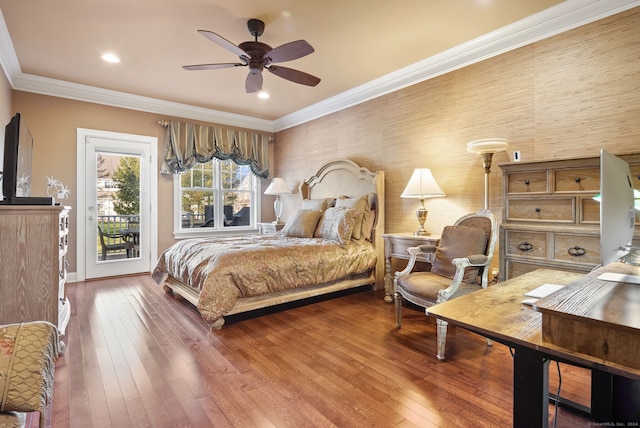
[491,269,499,279]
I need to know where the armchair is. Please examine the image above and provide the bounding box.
[393,208,498,360]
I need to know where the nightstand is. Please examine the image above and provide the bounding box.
[382,233,440,302]
[258,222,285,235]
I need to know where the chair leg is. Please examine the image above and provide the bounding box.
[436,318,448,361]
[394,292,402,328]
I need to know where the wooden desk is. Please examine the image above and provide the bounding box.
[382,233,440,302]
[535,262,640,370]
[428,268,640,427]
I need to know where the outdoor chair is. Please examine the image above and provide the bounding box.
[98,225,132,260]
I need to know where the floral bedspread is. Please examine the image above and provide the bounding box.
[152,235,377,324]
[0,322,59,428]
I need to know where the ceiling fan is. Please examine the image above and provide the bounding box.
[183,18,321,93]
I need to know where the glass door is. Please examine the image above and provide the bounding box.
[77,129,157,280]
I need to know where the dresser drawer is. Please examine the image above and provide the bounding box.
[580,196,600,223]
[506,198,575,222]
[504,259,543,279]
[505,230,546,259]
[630,164,640,184]
[553,233,600,265]
[554,168,600,192]
[506,171,548,194]
[504,259,590,281]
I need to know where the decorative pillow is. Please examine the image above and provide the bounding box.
[300,198,335,211]
[314,207,360,246]
[432,225,488,283]
[282,210,324,238]
[335,194,370,240]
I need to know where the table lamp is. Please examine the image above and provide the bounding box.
[401,168,445,235]
[264,177,291,224]
[466,138,508,210]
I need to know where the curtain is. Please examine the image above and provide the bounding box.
[161,120,270,178]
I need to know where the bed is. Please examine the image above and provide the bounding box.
[152,159,385,329]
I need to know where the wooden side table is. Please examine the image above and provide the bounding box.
[258,222,285,235]
[382,233,440,302]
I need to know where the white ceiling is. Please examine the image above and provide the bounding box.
[0,0,638,131]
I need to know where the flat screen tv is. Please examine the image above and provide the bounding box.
[0,113,52,205]
[599,149,638,266]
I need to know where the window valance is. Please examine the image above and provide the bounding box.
[161,120,270,178]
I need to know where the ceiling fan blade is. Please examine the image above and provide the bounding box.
[267,40,314,63]
[183,63,245,71]
[245,72,263,93]
[267,65,321,87]
[197,30,248,58]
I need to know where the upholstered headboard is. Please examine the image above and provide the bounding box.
[299,159,385,288]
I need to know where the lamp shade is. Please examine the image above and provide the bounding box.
[401,168,445,199]
[466,138,508,154]
[264,177,291,195]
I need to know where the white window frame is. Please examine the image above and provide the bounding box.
[172,159,261,239]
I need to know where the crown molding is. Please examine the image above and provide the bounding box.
[11,73,274,132]
[273,0,640,131]
[2,0,639,134]
[0,9,20,86]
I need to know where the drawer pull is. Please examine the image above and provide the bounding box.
[524,180,530,185]
[575,177,581,183]
[517,242,534,252]
[567,246,586,257]
[535,207,541,213]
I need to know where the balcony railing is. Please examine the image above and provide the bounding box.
[97,214,139,260]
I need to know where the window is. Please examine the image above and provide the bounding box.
[174,159,259,236]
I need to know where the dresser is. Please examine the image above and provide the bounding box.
[0,205,71,343]
[499,154,640,281]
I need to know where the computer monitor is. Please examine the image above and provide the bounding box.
[599,149,637,266]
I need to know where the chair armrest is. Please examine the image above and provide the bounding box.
[394,245,437,280]
[417,244,437,254]
[437,254,490,302]
[103,231,125,239]
[452,254,488,268]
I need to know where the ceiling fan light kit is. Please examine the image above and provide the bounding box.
[183,19,321,94]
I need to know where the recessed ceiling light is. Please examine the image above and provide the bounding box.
[101,53,121,63]
[258,90,269,99]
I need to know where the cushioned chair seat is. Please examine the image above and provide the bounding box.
[397,272,482,302]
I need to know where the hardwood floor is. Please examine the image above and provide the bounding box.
[29,275,596,427]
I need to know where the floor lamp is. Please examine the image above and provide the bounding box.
[264,177,291,224]
[466,139,508,210]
